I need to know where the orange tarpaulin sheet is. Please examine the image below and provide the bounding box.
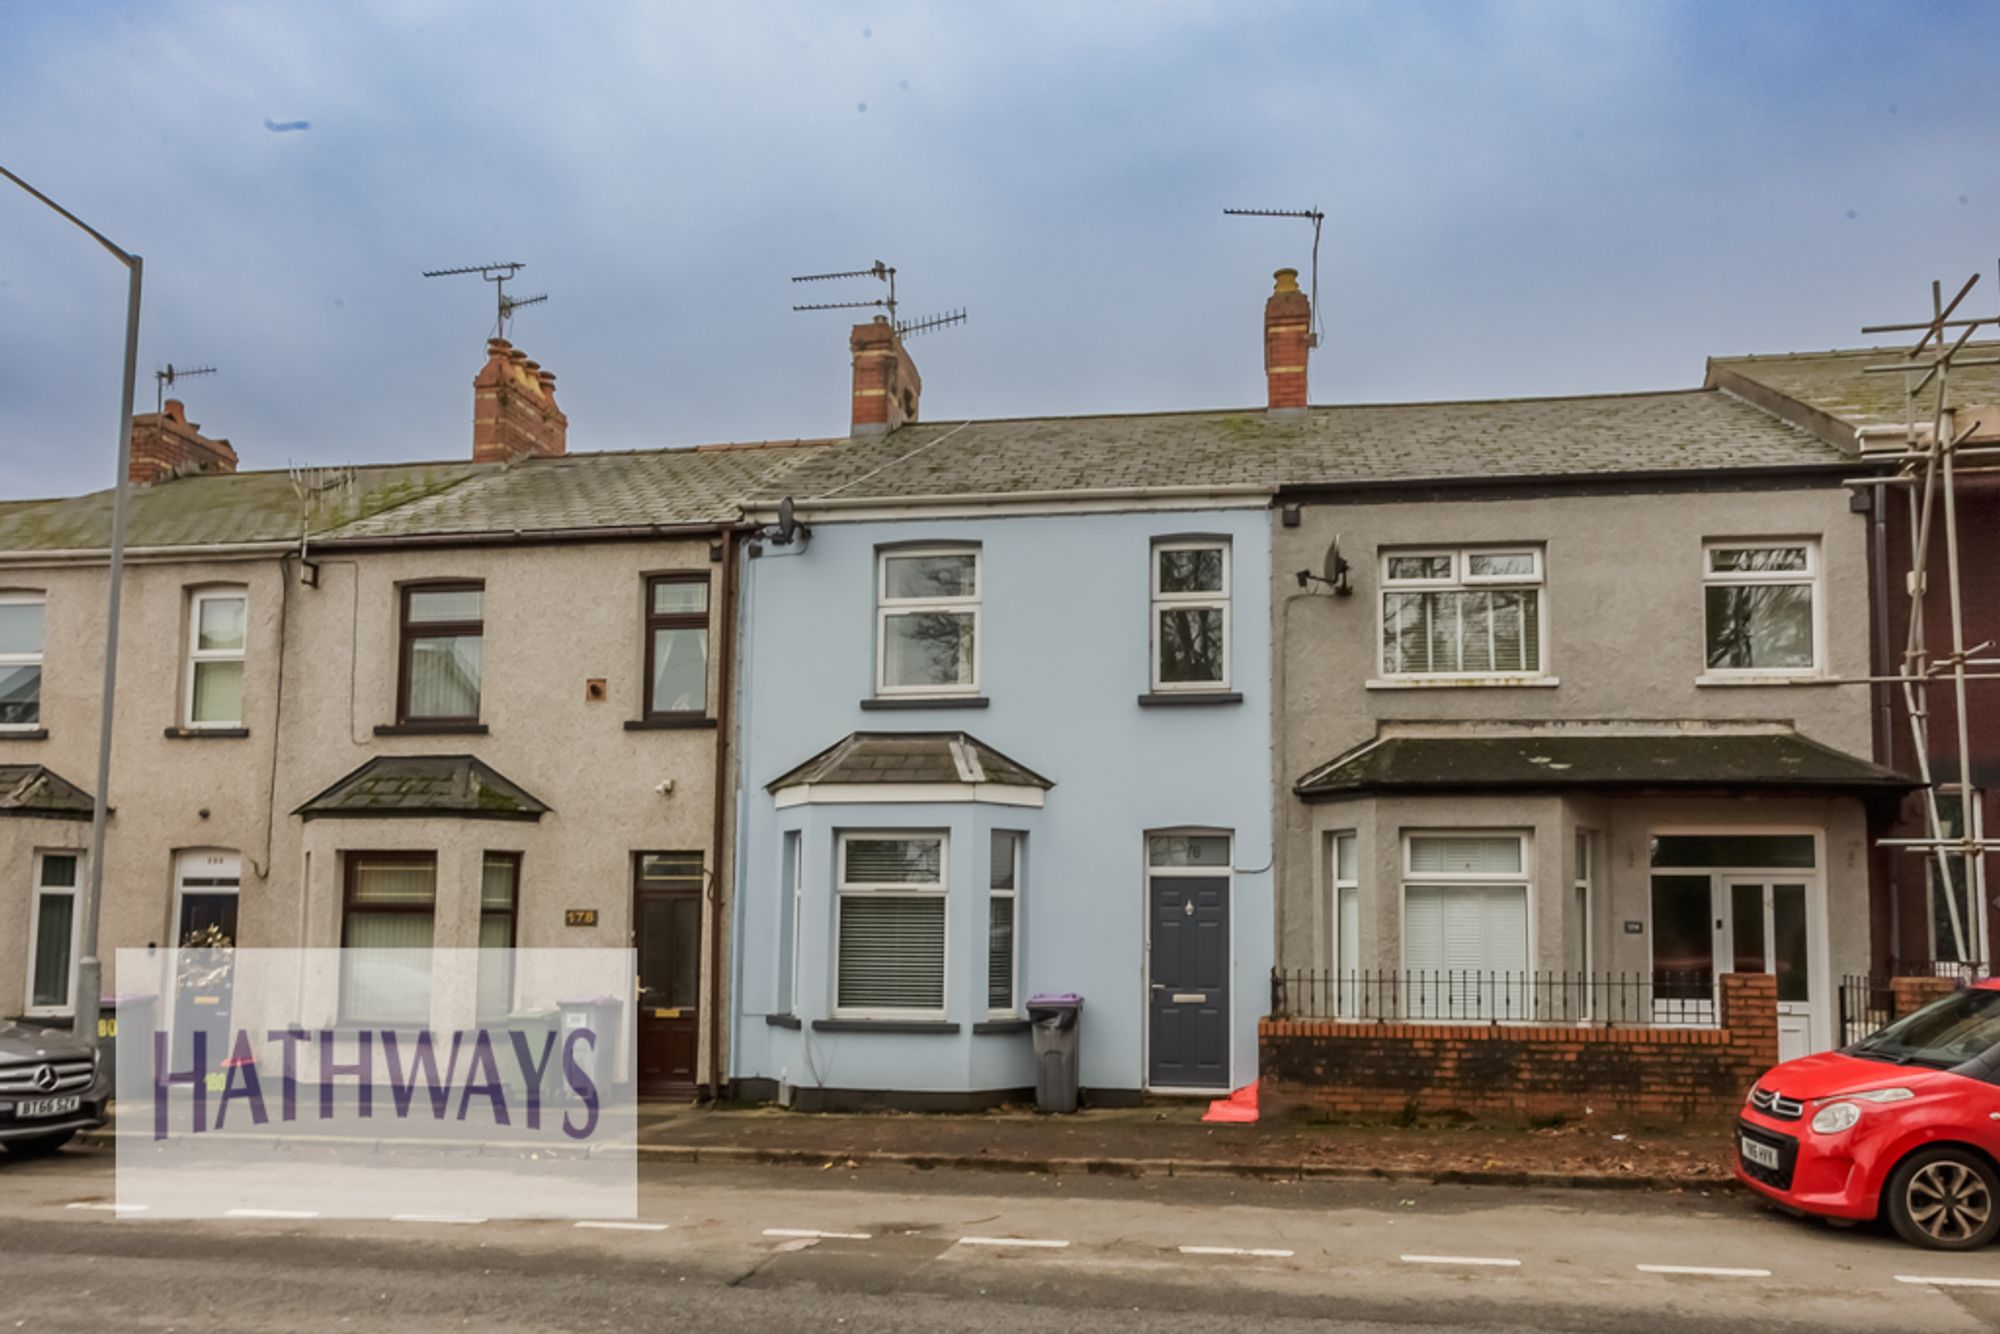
[1202,1080,1258,1124]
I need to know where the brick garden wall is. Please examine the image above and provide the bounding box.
[1260,973,1779,1124]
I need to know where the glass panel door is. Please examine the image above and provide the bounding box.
[1650,874,1715,1000]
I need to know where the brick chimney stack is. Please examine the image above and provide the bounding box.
[472,338,568,462]
[1264,267,1311,416]
[850,316,921,437]
[128,399,239,485]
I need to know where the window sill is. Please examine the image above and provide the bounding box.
[811,1018,961,1035]
[859,696,990,711]
[764,1013,802,1030]
[1364,676,1559,690]
[972,1017,1031,1035]
[625,716,719,731]
[164,726,249,740]
[1137,690,1242,707]
[1694,673,1839,688]
[373,722,489,736]
[0,728,49,741]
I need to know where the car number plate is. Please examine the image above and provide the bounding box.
[1740,1136,1781,1171]
[16,1095,81,1120]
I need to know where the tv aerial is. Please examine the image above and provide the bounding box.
[153,363,216,415]
[423,261,548,339]
[791,260,965,341]
[1224,206,1325,347]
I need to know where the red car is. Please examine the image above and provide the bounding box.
[1736,978,2000,1249]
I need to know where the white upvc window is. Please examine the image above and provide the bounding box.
[1330,832,1360,1015]
[0,592,46,731]
[835,832,948,1016]
[185,587,248,728]
[876,548,980,697]
[1702,540,1821,676]
[1571,832,1595,1012]
[989,831,1022,1015]
[1380,548,1545,678]
[776,831,802,1015]
[26,850,82,1015]
[1401,832,1531,1019]
[1151,540,1230,690]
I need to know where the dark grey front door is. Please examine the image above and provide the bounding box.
[1148,875,1229,1089]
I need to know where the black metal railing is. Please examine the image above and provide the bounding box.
[1268,968,1720,1027]
[1839,960,1991,1045]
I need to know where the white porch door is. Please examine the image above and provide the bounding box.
[1726,879,1815,1061]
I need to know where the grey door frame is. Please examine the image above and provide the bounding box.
[1142,832,1233,1093]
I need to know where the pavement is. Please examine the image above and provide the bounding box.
[3,1141,1997,1332]
[625,1099,1738,1189]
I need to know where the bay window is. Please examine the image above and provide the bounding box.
[1401,832,1530,1019]
[989,831,1021,1014]
[26,850,80,1014]
[836,833,946,1014]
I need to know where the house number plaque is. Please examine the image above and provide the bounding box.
[565,909,599,927]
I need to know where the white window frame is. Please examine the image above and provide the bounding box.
[1330,831,1360,1016]
[875,547,981,698]
[1150,540,1231,692]
[1398,831,1535,1016]
[25,849,83,1016]
[1700,539,1823,679]
[184,587,248,729]
[1576,836,1592,1000]
[989,831,1022,1017]
[833,830,949,1019]
[1378,547,1547,681]
[776,830,802,1015]
[0,591,46,733]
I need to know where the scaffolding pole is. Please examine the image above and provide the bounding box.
[1859,271,1997,970]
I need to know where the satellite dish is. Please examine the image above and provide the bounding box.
[1323,538,1353,596]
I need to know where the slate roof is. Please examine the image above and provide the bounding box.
[0,765,95,820]
[768,732,1054,792]
[295,755,550,821]
[1710,342,2000,433]
[748,389,1844,505]
[1295,731,1914,798]
[322,441,831,541]
[0,462,483,552]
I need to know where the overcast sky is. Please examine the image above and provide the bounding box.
[3,1,1998,497]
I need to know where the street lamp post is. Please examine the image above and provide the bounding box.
[1,165,141,1055]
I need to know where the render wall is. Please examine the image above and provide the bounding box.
[732,509,1275,1099]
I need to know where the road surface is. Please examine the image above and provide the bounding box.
[2,1143,1996,1331]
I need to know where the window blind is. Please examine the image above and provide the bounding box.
[1407,836,1522,876]
[837,895,945,1010]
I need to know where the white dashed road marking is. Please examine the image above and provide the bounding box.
[763,1227,871,1241]
[1179,1245,1295,1259]
[223,1209,320,1220]
[66,1203,146,1213]
[1399,1254,1522,1268]
[574,1221,668,1232]
[391,1214,487,1225]
[958,1236,1071,1249]
[1895,1275,2000,1290]
[1637,1265,1770,1278]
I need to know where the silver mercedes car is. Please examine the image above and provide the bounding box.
[0,1019,108,1156]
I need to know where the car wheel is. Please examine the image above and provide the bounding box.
[1885,1148,2000,1251]
[1,1129,77,1159]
